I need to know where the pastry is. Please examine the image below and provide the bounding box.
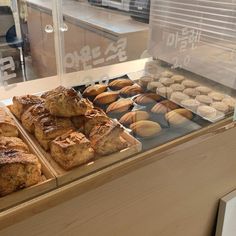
[165,108,193,126]
[50,131,95,170]
[130,120,162,138]
[208,92,225,101]
[160,70,174,78]
[197,106,217,119]
[0,108,18,137]
[109,79,134,90]
[83,84,107,97]
[10,95,43,120]
[89,122,128,156]
[120,84,143,97]
[182,80,199,88]
[222,97,236,110]
[211,102,229,114]
[41,86,67,99]
[119,111,150,125]
[139,75,154,89]
[170,83,185,92]
[171,75,185,83]
[159,77,175,86]
[0,150,41,196]
[34,115,74,151]
[72,108,110,136]
[94,91,119,105]
[196,95,213,105]
[21,104,50,134]
[147,81,164,92]
[44,86,93,117]
[183,88,200,97]
[181,99,200,111]
[151,100,179,114]
[196,86,212,95]
[0,136,29,153]
[106,99,133,114]
[133,93,161,105]
[156,87,173,99]
[170,92,190,104]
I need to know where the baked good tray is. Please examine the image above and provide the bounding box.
[0,107,57,212]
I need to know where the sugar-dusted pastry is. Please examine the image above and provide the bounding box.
[171,75,185,84]
[34,115,74,151]
[156,87,173,99]
[147,81,164,92]
[165,108,193,126]
[0,108,18,137]
[72,108,111,136]
[130,120,162,138]
[94,91,119,105]
[160,70,174,78]
[196,86,212,95]
[0,150,41,196]
[10,95,43,120]
[222,97,236,110]
[44,86,93,117]
[196,95,213,105]
[109,78,134,90]
[159,77,175,86]
[151,100,179,114]
[82,84,107,97]
[106,99,133,114]
[183,88,200,97]
[170,83,185,92]
[139,75,154,89]
[208,92,225,101]
[120,84,143,97]
[181,99,200,112]
[211,102,229,114]
[197,105,217,119]
[134,93,161,105]
[50,131,95,170]
[170,92,190,104]
[89,122,128,156]
[182,80,199,88]
[119,111,150,126]
[21,103,50,133]
[0,136,29,153]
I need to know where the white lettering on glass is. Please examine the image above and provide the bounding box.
[0,57,16,84]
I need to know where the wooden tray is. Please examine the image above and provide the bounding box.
[0,108,57,212]
[9,112,142,186]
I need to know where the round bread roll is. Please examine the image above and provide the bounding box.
[139,75,154,89]
[197,105,217,119]
[183,88,200,97]
[196,86,212,95]
[165,108,193,126]
[196,95,213,105]
[160,70,174,78]
[182,80,199,88]
[130,120,162,138]
[170,83,185,92]
[156,87,173,99]
[171,75,185,83]
[119,111,150,125]
[222,97,236,110]
[159,77,175,86]
[147,81,164,92]
[211,102,229,114]
[208,92,225,101]
[181,99,200,112]
[170,92,190,104]
[151,100,179,114]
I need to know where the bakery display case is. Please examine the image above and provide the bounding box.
[1,0,236,236]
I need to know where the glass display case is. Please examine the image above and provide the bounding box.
[0,0,236,235]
